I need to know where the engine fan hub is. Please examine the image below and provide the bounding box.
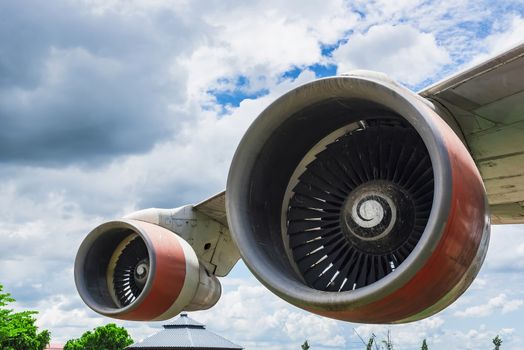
[134,259,149,288]
[342,180,415,255]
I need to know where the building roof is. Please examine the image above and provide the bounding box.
[45,344,63,350]
[126,314,243,350]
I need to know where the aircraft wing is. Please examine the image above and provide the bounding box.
[194,191,228,227]
[419,43,524,224]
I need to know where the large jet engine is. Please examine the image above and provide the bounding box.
[226,74,490,323]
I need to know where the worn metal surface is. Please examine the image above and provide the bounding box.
[420,42,524,224]
[194,191,228,227]
[126,205,240,277]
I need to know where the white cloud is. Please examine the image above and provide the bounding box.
[1,1,524,349]
[333,24,450,85]
[36,295,104,330]
[471,15,524,65]
[436,325,520,350]
[193,280,347,350]
[180,0,356,99]
[482,225,524,271]
[502,299,524,314]
[454,293,524,318]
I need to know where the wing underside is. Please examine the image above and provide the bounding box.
[194,191,228,227]
[420,43,524,224]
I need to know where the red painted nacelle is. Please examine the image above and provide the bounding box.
[74,219,221,321]
[226,74,490,323]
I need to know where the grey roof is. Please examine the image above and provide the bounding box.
[168,314,205,328]
[127,314,243,349]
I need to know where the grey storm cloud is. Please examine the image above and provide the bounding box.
[0,1,208,165]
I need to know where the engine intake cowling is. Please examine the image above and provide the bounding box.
[226,75,490,323]
[74,219,221,321]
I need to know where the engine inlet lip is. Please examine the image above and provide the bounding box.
[74,219,157,316]
[226,75,452,309]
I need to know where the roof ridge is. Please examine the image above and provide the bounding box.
[126,313,243,349]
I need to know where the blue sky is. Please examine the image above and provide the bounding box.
[0,1,523,349]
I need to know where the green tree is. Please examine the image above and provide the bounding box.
[366,333,376,350]
[421,339,429,350]
[382,331,394,350]
[64,323,133,350]
[0,284,50,350]
[301,340,310,349]
[492,335,502,350]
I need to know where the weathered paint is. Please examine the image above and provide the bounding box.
[118,221,187,320]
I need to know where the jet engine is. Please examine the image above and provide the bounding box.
[74,219,221,321]
[226,74,490,323]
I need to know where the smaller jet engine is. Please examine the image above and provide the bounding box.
[74,219,221,321]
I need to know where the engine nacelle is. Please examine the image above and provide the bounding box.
[74,219,221,321]
[226,74,490,323]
